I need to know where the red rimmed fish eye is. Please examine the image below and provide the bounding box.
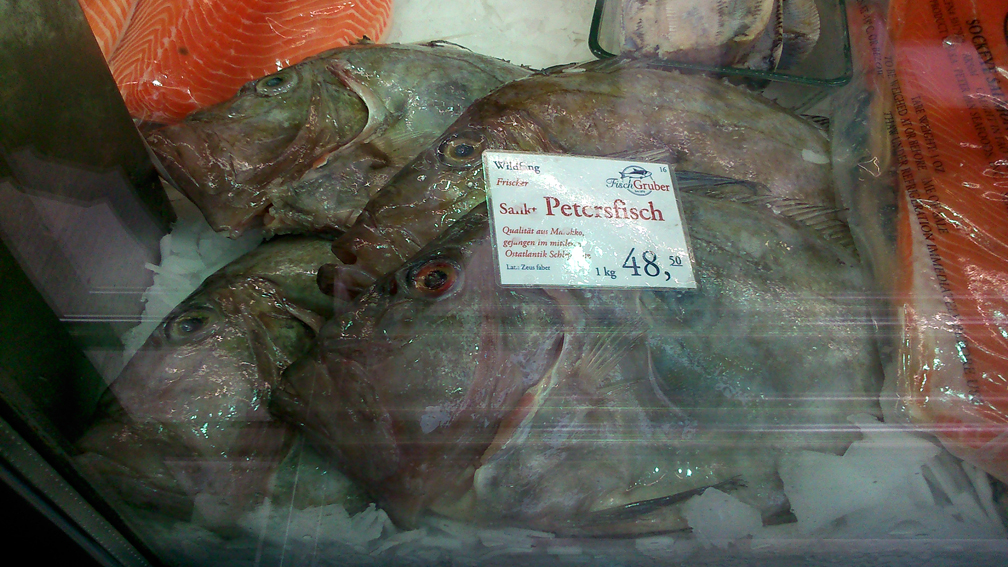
[407,258,462,299]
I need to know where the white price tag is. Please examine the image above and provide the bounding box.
[483,151,696,289]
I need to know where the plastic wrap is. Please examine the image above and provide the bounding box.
[77,0,393,123]
[589,0,852,110]
[592,0,841,72]
[845,0,1008,483]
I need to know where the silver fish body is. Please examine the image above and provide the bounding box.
[146,42,530,236]
[75,237,355,530]
[276,190,882,534]
[325,62,836,299]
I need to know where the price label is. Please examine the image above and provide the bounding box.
[483,151,696,289]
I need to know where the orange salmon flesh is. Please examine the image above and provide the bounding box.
[885,0,1008,482]
[78,0,392,123]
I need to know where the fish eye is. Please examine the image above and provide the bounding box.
[437,130,486,169]
[407,259,461,298]
[164,307,218,343]
[255,71,298,96]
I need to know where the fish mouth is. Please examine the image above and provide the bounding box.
[146,126,216,197]
[74,420,196,520]
[146,126,270,234]
[272,347,401,486]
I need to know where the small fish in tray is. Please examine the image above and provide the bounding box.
[146,42,531,237]
[273,187,882,534]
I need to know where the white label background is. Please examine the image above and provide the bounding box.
[483,151,696,289]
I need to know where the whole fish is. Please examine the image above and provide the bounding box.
[323,61,837,299]
[75,237,363,531]
[274,191,882,534]
[145,42,531,236]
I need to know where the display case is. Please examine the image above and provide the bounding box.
[3,1,1008,566]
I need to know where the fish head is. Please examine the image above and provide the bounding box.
[146,59,369,235]
[277,205,566,524]
[79,239,335,528]
[323,96,564,300]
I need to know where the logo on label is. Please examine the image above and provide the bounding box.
[619,166,652,181]
[605,165,671,196]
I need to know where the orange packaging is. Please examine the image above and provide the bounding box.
[77,0,393,123]
[885,0,1008,482]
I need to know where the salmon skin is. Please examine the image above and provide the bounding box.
[78,0,393,123]
[882,0,1008,483]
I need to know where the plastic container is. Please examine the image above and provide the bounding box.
[589,0,854,111]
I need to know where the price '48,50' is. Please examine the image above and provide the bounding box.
[622,248,683,281]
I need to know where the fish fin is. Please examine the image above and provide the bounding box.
[603,147,675,164]
[801,114,831,131]
[581,476,747,525]
[362,125,430,161]
[679,173,857,251]
[741,196,857,252]
[545,55,646,75]
[673,170,768,192]
[572,320,646,394]
[422,40,473,52]
[538,61,587,75]
[554,54,715,77]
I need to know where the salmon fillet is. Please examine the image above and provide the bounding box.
[886,0,1008,482]
[77,0,136,58]
[78,0,392,123]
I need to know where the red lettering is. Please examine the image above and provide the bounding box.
[544,196,560,215]
[539,197,665,222]
[649,201,664,221]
